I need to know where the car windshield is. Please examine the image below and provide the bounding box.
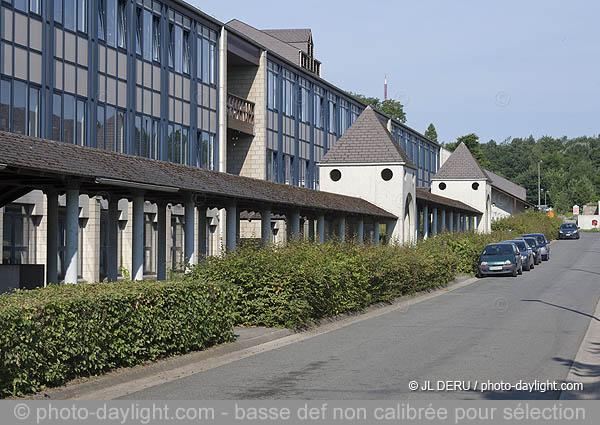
[519,238,537,248]
[561,223,577,230]
[482,244,514,256]
[511,240,527,250]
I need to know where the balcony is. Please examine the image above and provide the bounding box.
[227,94,255,136]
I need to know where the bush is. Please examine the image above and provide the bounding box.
[0,280,234,398]
[491,211,563,240]
[186,240,460,329]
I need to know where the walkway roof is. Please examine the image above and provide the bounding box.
[416,187,482,214]
[0,132,395,220]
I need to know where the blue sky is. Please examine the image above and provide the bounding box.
[191,0,600,145]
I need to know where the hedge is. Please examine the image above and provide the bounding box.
[0,280,234,398]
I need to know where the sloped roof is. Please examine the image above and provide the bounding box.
[485,169,527,201]
[227,19,300,66]
[416,187,482,214]
[319,106,416,168]
[432,142,490,181]
[0,131,396,219]
[262,29,311,44]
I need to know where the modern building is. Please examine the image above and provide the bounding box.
[0,0,525,291]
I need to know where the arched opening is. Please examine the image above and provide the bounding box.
[485,194,491,232]
[404,193,413,243]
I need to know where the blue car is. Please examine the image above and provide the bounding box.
[478,242,523,277]
[502,239,534,271]
[523,233,550,261]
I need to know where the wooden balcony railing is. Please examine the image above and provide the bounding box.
[227,93,255,135]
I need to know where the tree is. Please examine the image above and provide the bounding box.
[424,123,438,142]
[350,93,407,123]
[445,133,492,169]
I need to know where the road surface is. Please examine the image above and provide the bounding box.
[123,234,600,400]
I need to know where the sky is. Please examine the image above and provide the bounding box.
[191,0,600,145]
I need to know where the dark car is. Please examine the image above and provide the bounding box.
[523,233,550,261]
[558,222,580,240]
[516,237,541,265]
[478,242,523,278]
[503,239,534,271]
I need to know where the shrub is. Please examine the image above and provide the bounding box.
[0,280,234,398]
[491,211,563,240]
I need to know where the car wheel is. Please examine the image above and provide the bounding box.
[512,267,518,277]
[518,265,523,275]
[524,262,530,271]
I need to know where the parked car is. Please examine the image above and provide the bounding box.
[503,239,534,271]
[478,242,523,278]
[523,233,550,260]
[515,237,541,265]
[558,222,580,240]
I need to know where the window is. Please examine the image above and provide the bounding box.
[142,9,152,60]
[29,89,43,138]
[182,31,190,74]
[170,215,184,270]
[77,0,87,33]
[201,38,209,81]
[135,8,142,56]
[97,0,105,40]
[339,105,347,135]
[96,104,105,149]
[267,70,277,110]
[314,94,323,128]
[300,86,310,122]
[116,110,126,153]
[0,80,10,131]
[209,41,216,84]
[14,0,28,13]
[2,205,35,265]
[152,15,161,61]
[76,99,86,146]
[174,25,182,72]
[168,24,174,68]
[106,0,116,46]
[328,100,336,133]
[52,94,62,141]
[13,81,27,135]
[283,78,295,117]
[144,213,156,275]
[63,94,75,144]
[64,0,75,31]
[381,168,393,181]
[105,105,115,151]
[330,169,341,182]
[266,150,278,182]
[117,0,127,49]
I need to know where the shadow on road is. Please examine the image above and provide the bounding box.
[568,268,600,277]
[521,299,599,322]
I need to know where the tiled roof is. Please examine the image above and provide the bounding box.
[227,20,300,66]
[432,142,490,181]
[262,29,311,44]
[319,106,416,168]
[485,169,527,201]
[416,187,482,214]
[0,131,396,219]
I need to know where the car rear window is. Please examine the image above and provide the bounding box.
[511,240,526,250]
[534,235,545,244]
[561,223,577,229]
[483,244,514,255]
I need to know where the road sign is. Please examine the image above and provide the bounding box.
[547,210,554,218]
[573,205,580,215]
[593,219,598,227]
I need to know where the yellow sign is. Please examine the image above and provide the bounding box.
[547,210,554,218]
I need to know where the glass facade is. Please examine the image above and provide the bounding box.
[266,59,360,188]
[390,122,440,187]
[0,0,220,171]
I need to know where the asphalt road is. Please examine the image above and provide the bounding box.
[123,233,600,400]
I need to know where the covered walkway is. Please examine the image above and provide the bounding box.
[0,132,394,284]
[415,187,482,239]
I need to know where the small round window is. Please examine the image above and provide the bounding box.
[330,169,342,182]
[472,182,479,190]
[381,168,393,181]
[439,182,447,190]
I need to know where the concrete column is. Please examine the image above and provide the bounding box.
[226,204,237,252]
[218,28,227,174]
[132,192,144,281]
[197,207,207,257]
[374,221,380,245]
[287,210,300,241]
[107,195,119,282]
[64,187,79,284]
[157,201,167,281]
[449,211,454,232]
[441,209,446,232]
[184,196,195,266]
[416,206,420,239]
[317,214,325,243]
[46,189,58,284]
[423,204,429,240]
[432,207,438,236]
[338,215,346,241]
[357,217,364,244]
[261,208,271,245]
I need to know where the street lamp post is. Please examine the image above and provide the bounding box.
[537,160,542,209]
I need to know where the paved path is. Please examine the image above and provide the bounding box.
[123,234,600,400]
